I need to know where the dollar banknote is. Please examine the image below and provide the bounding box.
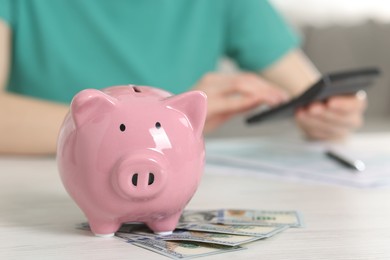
[118,225,261,246]
[180,209,304,227]
[116,232,245,259]
[176,223,289,237]
[77,208,303,259]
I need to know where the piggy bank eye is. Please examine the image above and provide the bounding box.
[119,124,126,132]
[155,122,161,129]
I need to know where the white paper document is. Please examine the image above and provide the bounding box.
[206,133,390,188]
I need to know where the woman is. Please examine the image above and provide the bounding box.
[0,0,366,154]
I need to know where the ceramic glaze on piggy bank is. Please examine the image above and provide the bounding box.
[57,85,207,237]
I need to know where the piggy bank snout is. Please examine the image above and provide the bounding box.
[113,153,167,200]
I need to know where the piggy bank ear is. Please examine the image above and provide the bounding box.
[164,91,207,138]
[71,89,117,127]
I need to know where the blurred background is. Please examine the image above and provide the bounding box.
[209,0,390,138]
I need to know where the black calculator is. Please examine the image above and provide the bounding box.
[246,67,381,124]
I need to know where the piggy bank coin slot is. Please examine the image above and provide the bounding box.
[132,173,138,186]
[148,173,155,185]
[133,87,142,93]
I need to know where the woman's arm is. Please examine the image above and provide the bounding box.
[260,49,321,96]
[0,20,69,155]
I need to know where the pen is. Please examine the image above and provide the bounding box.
[325,150,366,172]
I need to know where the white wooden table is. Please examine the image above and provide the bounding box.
[1,148,390,259]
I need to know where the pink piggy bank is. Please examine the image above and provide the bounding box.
[57,85,207,237]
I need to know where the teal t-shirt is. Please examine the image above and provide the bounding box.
[0,0,299,103]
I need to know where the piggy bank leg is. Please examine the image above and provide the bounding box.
[88,218,121,238]
[146,211,182,236]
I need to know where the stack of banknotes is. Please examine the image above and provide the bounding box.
[80,209,303,259]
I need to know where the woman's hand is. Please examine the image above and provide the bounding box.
[193,72,288,133]
[295,91,367,140]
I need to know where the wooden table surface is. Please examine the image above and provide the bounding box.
[1,152,390,259]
